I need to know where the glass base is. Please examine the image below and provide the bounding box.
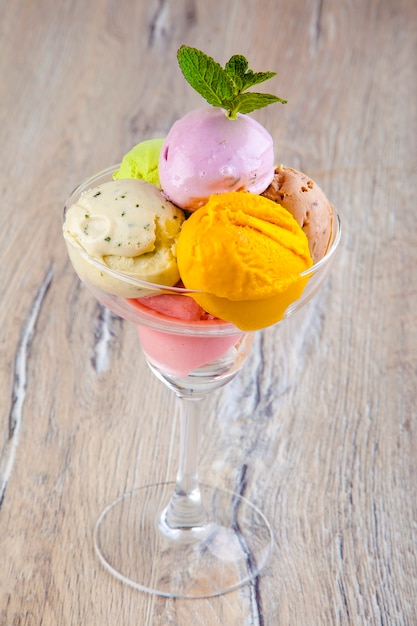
[94,482,273,598]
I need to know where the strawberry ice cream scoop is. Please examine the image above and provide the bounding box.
[126,296,243,377]
[158,106,275,211]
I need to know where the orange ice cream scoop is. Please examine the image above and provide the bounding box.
[176,192,313,330]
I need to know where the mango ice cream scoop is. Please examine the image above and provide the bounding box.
[176,192,313,330]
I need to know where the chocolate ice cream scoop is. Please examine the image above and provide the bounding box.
[262,165,333,262]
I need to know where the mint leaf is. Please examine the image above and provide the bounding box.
[225,55,249,91]
[226,92,287,117]
[225,56,276,92]
[177,46,235,108]
[177,46,287,118]
[241,71,277,90]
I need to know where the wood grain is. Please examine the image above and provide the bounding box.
[1,0,416,624]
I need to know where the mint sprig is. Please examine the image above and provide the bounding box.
[177,46,287,119]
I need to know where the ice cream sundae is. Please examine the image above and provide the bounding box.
[63,45,338,373]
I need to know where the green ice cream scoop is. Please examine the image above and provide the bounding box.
[113,138,164,187]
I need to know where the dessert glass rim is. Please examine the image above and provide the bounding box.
[63,162,341,297]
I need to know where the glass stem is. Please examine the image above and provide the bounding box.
[164,397,208,530]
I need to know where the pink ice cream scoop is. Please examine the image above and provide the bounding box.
[158,106,275,211]
[127,295,244,377]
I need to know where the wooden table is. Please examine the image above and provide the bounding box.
[1,0,416,623]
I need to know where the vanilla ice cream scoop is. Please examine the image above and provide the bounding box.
[158,106,275,211]
[63,178,185,296]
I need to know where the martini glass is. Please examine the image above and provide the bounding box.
[63,165,341,598]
